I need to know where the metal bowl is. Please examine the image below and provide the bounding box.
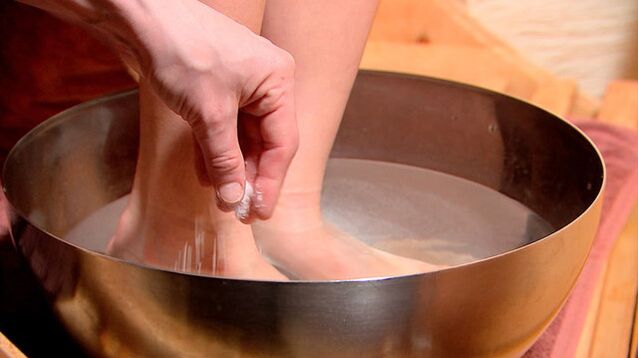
[2,71,604,357]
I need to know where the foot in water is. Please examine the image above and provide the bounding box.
[252,191,443,280]
[106,80,285,281]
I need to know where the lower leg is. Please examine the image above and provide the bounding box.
[255,0,441,279]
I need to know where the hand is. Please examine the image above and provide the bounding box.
[114,0,298,221]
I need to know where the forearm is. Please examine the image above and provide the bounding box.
[17,0,137,35]
[18,0,149,66]
[16,0,216,71]
[19,0,298,217]
[17,0,94,21]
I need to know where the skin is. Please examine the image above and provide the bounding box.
[21,0,443,279]
[19,0,298,219]
[253,0,441,279]
[106,0,286,279]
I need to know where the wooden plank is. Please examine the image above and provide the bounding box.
[589,203,638,357]
[361,41,546,96]
[369,0,433,44]
[0,332,26,358]
[418,0,511,48]
[369,0,509,47]
[570,93,600,120]
[631,294,637,357]
[573,261,609,358]
[370,0,556,84]
[368,0,600,117]
[530,79,577,118]
[597,81,638,129]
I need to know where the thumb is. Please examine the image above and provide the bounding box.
[190,105,246,209]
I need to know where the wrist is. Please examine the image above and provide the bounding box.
[122,0,236,76]
[105,0,201,75]
[87,0,156,71]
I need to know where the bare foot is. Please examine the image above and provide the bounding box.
[106,80,285,281]
[252,191,443,280]
[107,199,285,280]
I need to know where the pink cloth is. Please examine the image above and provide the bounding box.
[525,122,638,357]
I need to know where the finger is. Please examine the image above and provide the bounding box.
[190,102,246,210]
[235,115,262,223]
[251,95,298,220]
[238,112,262,177]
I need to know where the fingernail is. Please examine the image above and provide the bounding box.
[218,182,244,204]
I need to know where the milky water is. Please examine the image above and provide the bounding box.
[65,158,553,267]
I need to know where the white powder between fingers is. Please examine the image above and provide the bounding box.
[234,181,254,220]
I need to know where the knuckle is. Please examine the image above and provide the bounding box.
[175,96,197,124]
[203,100,236,123]
[272,49,295,74]
[264,88,287,109]
[208,151,243,175]
[177,96,211,128]
[191,103,236,134]
[188,115,208,135]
